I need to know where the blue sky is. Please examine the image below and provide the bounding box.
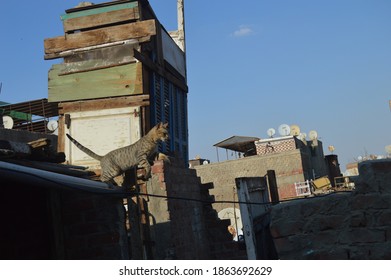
[0,1,390,170]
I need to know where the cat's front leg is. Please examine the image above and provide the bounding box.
[156,152,170,164]
[139,157,151,180]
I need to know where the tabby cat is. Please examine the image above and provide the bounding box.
[66,122,169,183]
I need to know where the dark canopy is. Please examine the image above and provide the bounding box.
[214,136,260,154]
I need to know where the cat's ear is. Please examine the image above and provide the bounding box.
[157,122,163,129]
[163,122,168,129]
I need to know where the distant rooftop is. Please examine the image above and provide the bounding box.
[0,99,58,133]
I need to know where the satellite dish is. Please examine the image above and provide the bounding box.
[290,124,301,136]
[2,116,14,129]
[267,128,276,138]
[278,124,291,136]
[308,130,318,140]
[47,120,58,132]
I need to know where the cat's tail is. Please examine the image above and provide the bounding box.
[66,134,103,161]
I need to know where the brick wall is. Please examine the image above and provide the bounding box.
[270,159,391,259]
[59,190,129,259]
[195,151,309,204]
[255,137,297,155]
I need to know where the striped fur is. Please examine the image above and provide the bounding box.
[66,122,169,183]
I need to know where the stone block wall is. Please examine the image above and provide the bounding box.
[270,159,391,259]
[147,160,246,259]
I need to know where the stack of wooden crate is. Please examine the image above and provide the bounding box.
[44,0,189,168]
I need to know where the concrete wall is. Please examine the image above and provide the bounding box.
[195,150,310,204]
[270,159,391,259]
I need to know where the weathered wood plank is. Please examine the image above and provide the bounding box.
[63,6,140,33]
[48,62,143,102]
[61,1,138,20]
[28,138,50,149]
[58,115,65,153]
[44,19,156,56]
[59,44,137,75]
[58,95,150,114]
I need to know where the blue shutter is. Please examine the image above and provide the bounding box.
[151,72,188,164]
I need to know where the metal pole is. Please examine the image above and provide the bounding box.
[177,0,186,52]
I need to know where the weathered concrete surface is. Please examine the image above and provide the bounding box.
[270,159,391,259]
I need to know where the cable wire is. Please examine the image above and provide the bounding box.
[0,165,353,206]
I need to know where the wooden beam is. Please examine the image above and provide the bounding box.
[44,38,149,60]
[63,6,140,33]
[44,19,156,58]
[58,95,150,114]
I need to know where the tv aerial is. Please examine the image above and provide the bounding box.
[290,124,301,136]
[267,128,276,138]
[278,124,291,136]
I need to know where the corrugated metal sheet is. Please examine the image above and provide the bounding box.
[0,161,126,195]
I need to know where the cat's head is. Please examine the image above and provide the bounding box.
[151,122,169,142]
